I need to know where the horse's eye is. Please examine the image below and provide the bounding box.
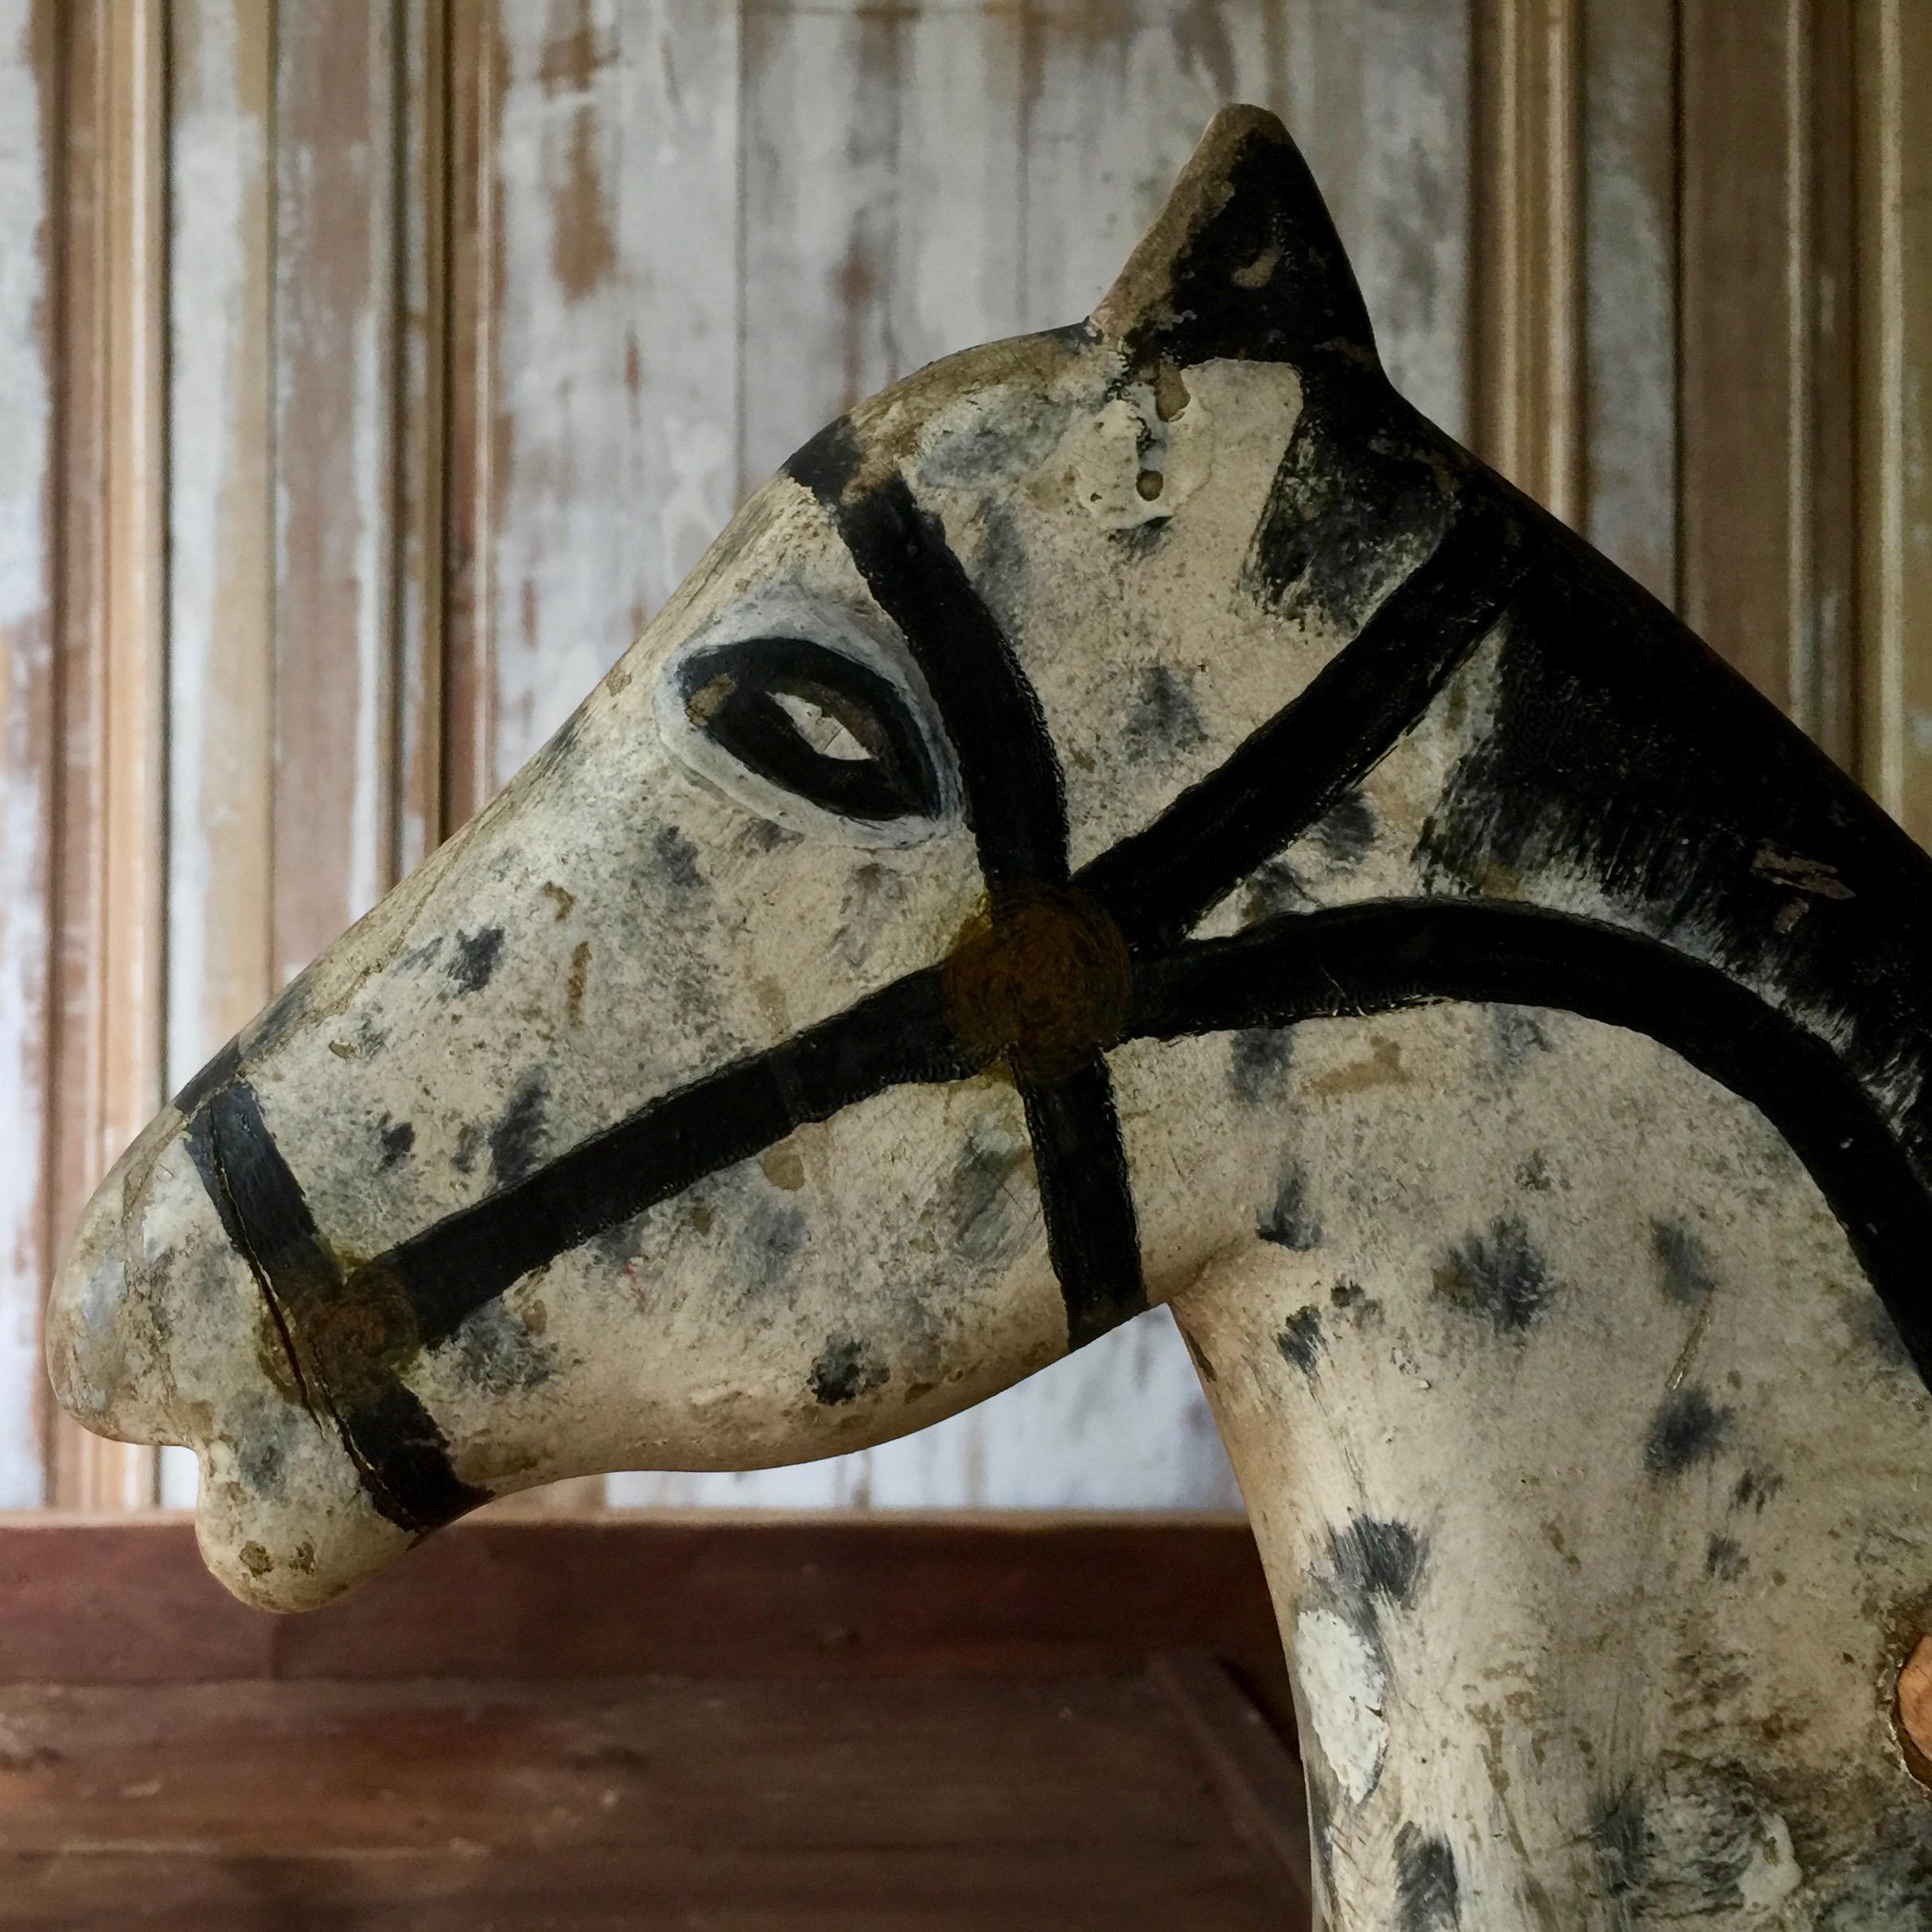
[660,633,952,840]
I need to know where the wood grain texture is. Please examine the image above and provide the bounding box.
[1577,0,1677,603]
[0,1513,1284,1685]
[0,0,59,1511]
[0,1668,1307,1930]
[1283,0,1474,441]
[271,0,403,984]
[47,0,168,1511]
[1471,0,1583,522]
[1856,0,1932,847]
[1681,0,1859,763]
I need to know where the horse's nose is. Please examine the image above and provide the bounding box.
[45,1114,179,1447]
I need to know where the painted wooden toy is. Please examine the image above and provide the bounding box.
[49,107,1932,1925]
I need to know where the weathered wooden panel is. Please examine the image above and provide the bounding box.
[47,0,168,1510]
[1681,0,1859,763]
[0,0,58,1509]
[487,0,742,784]
[1578,0,1677,603]
[1470,0,1582,520]
[1856,0,1932,846]
[167,0,275,1091]
[271,1,404,982]
[1284,0,1474,442]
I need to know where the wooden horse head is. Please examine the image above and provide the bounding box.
[49,107,1932,1925]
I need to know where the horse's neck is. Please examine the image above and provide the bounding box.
[1165,964,1932,1928]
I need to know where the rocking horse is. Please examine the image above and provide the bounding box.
[49,107,1932,1926]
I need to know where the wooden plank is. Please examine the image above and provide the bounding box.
[1856,0,1932,846]
[47,0,167,1511]
[0,1673,1304,1930]
[271,0,403,984]
[395,0,450,875]
[1577,0,1678,605]
[0,0,60,1511]
[486,0,742,785]
[1016,0,1288,341]
[1470,0,1583,522]
[166,0,275,1092]
[0,1514,1284,1686]
[1283,0,1474,441]
[442,0,500,833]
[1151,1652,1314,1918]
[162,0,280,1513]
[1680,0,1859,756]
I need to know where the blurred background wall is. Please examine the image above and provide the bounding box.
[1,0,1927,1513]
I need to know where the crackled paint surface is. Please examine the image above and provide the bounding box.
[47,107,1932,1925]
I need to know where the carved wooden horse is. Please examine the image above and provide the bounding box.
[49,107,1932,1926]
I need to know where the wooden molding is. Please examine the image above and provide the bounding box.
[1470,0,1584,524]
[441,0,499,837]
[1856,0,1932,843]
[48,0,169,1511]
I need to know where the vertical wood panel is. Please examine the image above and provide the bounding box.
[49,0,168,1509]
[272,0,401,982]
[1470,0,1583,522]
[395,0,450,874]
[0,0,60,1508]
[1284,0,1474,442]
[487,0,741,787]
[1018,0,1283,338]
[442,0,500,832]
[1577,0,1677,603]
[1681,0,1858,761]
[168,0,274,1090]
[1856,0,1932,844]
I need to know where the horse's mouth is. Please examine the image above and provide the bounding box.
[46,1105,414,1611]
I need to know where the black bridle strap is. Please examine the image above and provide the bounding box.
[1132,898,1932,1385]
[1077,488,1525,945]
[788,423,1147,1346]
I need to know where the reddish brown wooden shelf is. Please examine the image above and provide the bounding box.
[0,1515,1310,1930]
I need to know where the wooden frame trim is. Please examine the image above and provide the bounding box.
[48,0,170,1512]
[1470,0,1585,524]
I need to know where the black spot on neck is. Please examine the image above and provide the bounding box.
[1645,1385,1731,1476]
[1260,1162,1321,1250]
[377,1119,415,1171]
[1653,1220,1717,1303]
[808,1333,886,1406]
[1705,1534,1747,1580]
[489,1072,549,1188]
[1276,1306,1324,1377]
[1124,664,1206,762]
[652,824,703,893]
[1315,789,1377,868]
[1394,1824,1460,1930]
[448,925,504,994]
[1331,1514,1426,1611]
[1591,1786,1650,1906]
[1434,1217,1555,1331]
[1229,1026,1292,1104]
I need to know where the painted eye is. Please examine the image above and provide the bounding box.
[659,627,955,843]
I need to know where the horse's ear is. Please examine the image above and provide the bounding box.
[1091,104,1377,374]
